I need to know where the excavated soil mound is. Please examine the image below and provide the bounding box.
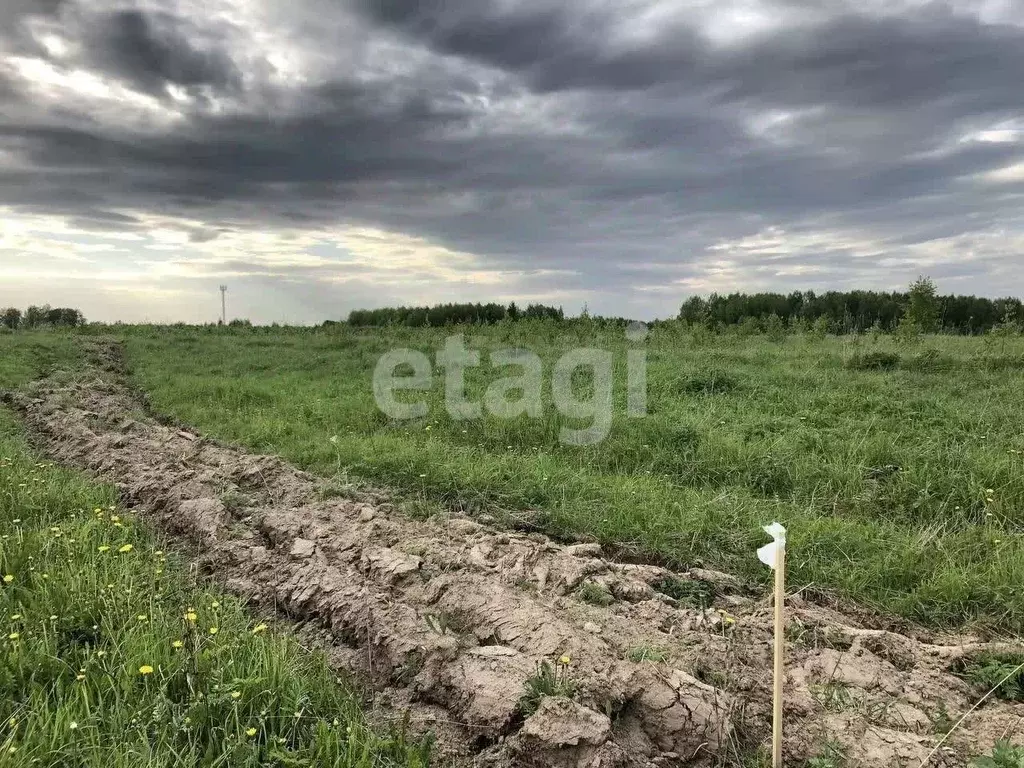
[4,339,1022,767]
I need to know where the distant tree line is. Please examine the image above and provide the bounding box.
[348,302,565,327]
[1,305,85,330]
[679,285,1024,334]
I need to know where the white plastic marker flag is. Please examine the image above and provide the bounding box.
[760,522,787,768]
[757,522,787,569]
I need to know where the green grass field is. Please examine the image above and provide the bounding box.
[113,322,1024,633]
[0,335,432,767]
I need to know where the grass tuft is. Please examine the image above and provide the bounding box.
[577,581,615,607]
[518,659,576,716]
[972,741,1024,768]
[652,576,715,608]
[955,653,1024,701]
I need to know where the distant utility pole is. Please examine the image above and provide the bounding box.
[219,285,227,325]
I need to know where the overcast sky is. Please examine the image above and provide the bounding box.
[1,0,1023,323]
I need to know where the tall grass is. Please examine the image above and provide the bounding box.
[16,325,1024,631]
[0,336,432,767]
[118,323,1024,631]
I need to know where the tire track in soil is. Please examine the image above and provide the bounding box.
[3,338,1021,767]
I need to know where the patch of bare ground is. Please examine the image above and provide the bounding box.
[3,338,1021,767]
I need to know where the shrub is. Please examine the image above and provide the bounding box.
[810,316,832,339]
[973,741,1024,768]
[957,653,1024,701]
[763,313,787,342]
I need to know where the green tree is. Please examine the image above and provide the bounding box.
[1,308,20,330]
[763,312,787,342]
[24,305,49,328]
[906,276,940,333]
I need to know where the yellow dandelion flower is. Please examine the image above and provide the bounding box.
[252,623,268,634]
[185,612,197,622]
[110,515,120,523]
[209,626,219,635]
[172,640,183,649]
[231,691,241,699]
[76,673,85,681]
[7,632,19,640]
[137,615,148,622]
[558,655,571,665]
[98,546,111,553]
[246,727,257,737]
[118,544,133,553]
[3,575,13,584]
[139,665,154,675]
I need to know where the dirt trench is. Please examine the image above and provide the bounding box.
[4,339,1022,767]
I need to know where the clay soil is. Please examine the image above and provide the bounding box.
[4,339,1021,767]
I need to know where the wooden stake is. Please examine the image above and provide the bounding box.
[772,544,787,768]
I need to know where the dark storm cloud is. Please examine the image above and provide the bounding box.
[353,0,701,92]
[83,10,241,94]
[2,0,1024,308]
[357,0,1024,113]
[0,0,67,31]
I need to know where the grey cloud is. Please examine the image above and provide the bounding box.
[357,1,1024,116]
[83,10,241,94]
[0,0,68,49]
[354,0,706,93]
[2,0,1024,312]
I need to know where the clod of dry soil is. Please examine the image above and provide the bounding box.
[4,339,1022,767]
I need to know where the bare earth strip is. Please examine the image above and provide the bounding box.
[4,339,1021,767]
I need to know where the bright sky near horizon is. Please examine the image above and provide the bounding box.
[2,0,1024,323]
